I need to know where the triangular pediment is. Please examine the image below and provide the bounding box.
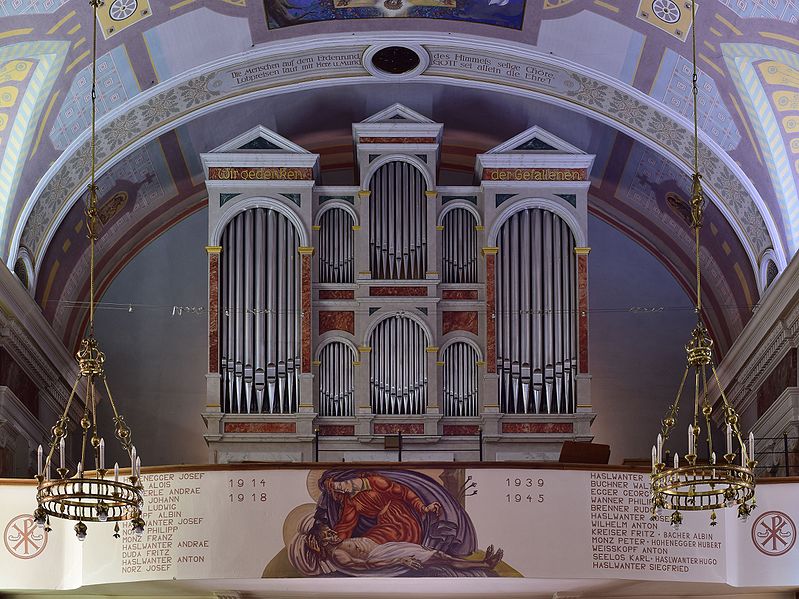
[487,126,585,155]
[210,125,310,154]
[362,103,435,124]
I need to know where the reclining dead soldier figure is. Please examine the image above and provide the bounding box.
[307,521,503,573]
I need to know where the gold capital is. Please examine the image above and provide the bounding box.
[435,225,445,231]
[481,247,499,256]
[357,190,371,198]
[474,225,485,231]
[311,225,321,231]
[352,225,361,231]
[205,245,222,254]
[574,247,591,255]
[425,190,438,199]
[426,346,439,353]
[298,246,315,255]
[358,346,372,353]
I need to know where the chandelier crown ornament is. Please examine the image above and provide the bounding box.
[33,0,145,541]
[649,0,755,528]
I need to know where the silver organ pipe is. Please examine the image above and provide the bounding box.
[369,315,427,414]
[319,208,354,283]
[496,208,577,414]
[319,341,356,416]
[220,207,301,414]
[369,161,427,279]
[443,342,478,416]
[442,208,478,283]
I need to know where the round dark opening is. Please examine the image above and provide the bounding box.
[371,46,421,75]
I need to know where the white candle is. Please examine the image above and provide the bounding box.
[674,453,679,468]
[711,452,716,464]
[749,432,755,462]
[99,438,105,470]
[651,446,657,470]
[114,462,119,483]
[131,445,136,474]
[59,438,65,470]
[657,434,663,464]
[688,425,694,455]
[37,445,42,476]
[726,423,733,455]
[135,456,141,479]
[77,461,83,477]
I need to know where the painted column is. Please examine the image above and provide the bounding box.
[425,190,438,281]
[298,247,314,374]
[482,247,499,414]
[356,190,371,281]
[575,247,591,412]
[298,247,314,415]
[205,246,222,412]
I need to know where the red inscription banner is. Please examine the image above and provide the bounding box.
[482,168,587,182]
[208,166,314,181]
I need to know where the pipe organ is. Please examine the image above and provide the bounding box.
[369,161,427,280]
[202,107,595,463]
[369,315,428,415]
[319,208,354,284]
[318,341,355,416]
[219,208,301,415]
[443,342,479,417]
[442,208,478,284]
[496,209,577,415]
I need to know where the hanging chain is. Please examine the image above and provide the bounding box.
[689,0,705,319]
[85,0,102,335]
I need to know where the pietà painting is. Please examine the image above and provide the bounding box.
[264,468,516,577]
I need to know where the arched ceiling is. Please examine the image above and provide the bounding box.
[1,0,797,346]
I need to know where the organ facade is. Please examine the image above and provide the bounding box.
[201,105,595,463]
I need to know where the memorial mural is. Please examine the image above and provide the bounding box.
[267,468,512,577]
[264,0,526,30]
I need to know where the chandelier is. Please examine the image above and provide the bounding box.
[649,0,756,529]
[32,0,145,541]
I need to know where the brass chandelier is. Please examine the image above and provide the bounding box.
[649,0,755,529]
[33,0,145,541]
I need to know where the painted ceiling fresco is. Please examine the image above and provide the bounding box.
[264,0,526,29]
[0,0,798,349]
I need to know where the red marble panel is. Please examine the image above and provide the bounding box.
[373,423,424,435]
[319,311,355,335]
[443,424,480,436]
[578,254,588,374]
[358,137,437,144]
[319,289,355,300]
[501,422,573,434]
[442,289,478,300]
[208,253,219,373]
[318,425,355,436]
[302,254,312,373]
[224,422,297,433]
[486,254,496,374]
[442,311,478,335]
[369,286,427,297]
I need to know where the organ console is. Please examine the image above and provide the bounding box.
[201,105,596,463]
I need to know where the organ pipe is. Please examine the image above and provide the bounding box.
[369,161,427,280]
[442,208,478,283]
[319,208,354,283]
[369,315,427,415]
[319,341,355,416]
[496,208,577,414]
[443,342,478,416]
[220,208,301,414]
